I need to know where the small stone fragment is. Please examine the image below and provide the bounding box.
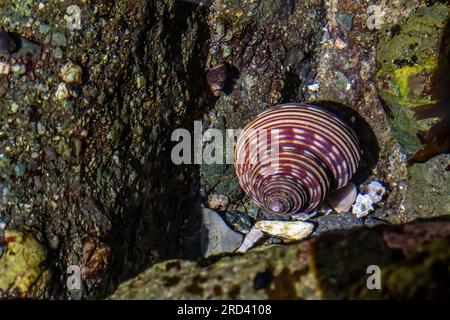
[51,32,68,47]
[336,11,353,31]
[307,82,320,92]
[255,220,314,242]
[0,61,10,75]
[55,82,69,100]
[225,211,252,234]
[201,208,243,258]
[207,193,230,211]
[0,230,49,298]
[60,62,82,84]
[335,37,347,50]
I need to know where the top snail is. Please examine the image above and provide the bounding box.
[234,103,361,216]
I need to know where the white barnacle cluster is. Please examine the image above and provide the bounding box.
[352,181,386,218]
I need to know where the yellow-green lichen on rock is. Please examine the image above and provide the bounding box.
[0,230,49,298]
[376,3,450,222]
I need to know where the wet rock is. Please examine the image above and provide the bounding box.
[201,208,243,258]
[225,211,252,234]
[314,212,364,235]
[60,62,82,84]
[0,31,16,57]
[51,32,68,47]
[376,3,450,222]
[109,219,450,299]
[0,230,49,298]
[336,11,353,31]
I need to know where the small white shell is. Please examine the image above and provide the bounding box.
[352,194,374,218]
[367,181,386,204]
[236,227,265,253]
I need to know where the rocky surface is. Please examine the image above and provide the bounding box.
[1,0,449,299]
[109,219,450,299]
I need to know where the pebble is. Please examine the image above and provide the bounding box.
[60,62,82,84]
[336,11,353,31]
[55,83,69,100]
[54,47,64,59]
[314,212,364,235]
[10,102,19,113]
[11,64,26,75]
[0,62,10,75]
[14,163,26,177]
[206,193,230,211]
[201,208,243,258]
[255,220,314,242]
[51,32,68,47]
[225,211,252,234]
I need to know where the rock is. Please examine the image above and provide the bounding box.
[0,230,49,298]
[336,11,353,31]
[55,82,69,100]
[60,62,82,84]
[255,220,314,242]
[109,219,450,299]
[225,211,252,234]
[376,3,450,222]
[0,61,10,75]
[51,32,68,47]
[0,31,16,56]
[206,193,230,211]
[314,212,364,235]
[201,208,243,258]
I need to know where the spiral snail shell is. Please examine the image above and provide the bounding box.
[234,103,361,216]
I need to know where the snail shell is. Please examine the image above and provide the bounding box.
[234,103,361,216]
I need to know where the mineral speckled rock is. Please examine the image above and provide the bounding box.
[108,219,450,300]
[0,230,50,298]
[201,208,243,258]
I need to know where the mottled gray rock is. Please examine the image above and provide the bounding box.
[201,208,243,258]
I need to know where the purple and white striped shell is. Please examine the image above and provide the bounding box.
[234,103,361,216]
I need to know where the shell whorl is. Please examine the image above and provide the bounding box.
[234,103,361,215]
